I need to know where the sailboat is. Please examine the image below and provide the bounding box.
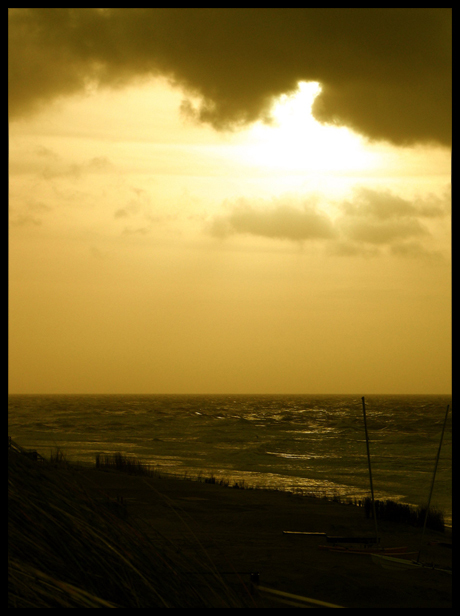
[283,399,450,567]
[371,403,451,573]
[317,397,409,555]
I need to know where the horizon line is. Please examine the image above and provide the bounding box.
[8,392,452,397]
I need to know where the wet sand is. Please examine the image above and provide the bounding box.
[76,467,452,608]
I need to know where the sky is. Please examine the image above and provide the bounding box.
[8,8,451,395]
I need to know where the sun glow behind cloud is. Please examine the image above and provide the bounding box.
[234,82,378,175]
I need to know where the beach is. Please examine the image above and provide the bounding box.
[8,447,451,608]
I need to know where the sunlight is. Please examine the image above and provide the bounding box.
[237,81,379,175]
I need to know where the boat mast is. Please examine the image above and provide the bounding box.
[362,397,379,540]
[417,404,450,562]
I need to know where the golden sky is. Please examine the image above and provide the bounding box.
[8,9,451,394]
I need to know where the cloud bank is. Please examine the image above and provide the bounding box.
[9,8,451,146]
[208,188,450,257]
[210,198,336,241]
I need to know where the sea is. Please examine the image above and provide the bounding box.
[8,394,452,526]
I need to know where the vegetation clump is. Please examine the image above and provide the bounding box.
[362,497,445,532]
[95,452,154,476]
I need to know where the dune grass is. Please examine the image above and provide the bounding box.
[48,446,68,466]
[95,452,155,476]
[8,443,249,608]
[95,453,251,490]
[362,496,445,532]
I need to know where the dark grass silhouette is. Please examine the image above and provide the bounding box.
[362,497,445,532]
[96,453,252,489]
[8,443,249,608]
[95,451,154,476]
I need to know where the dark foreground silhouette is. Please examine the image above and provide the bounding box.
[8,444,451,608]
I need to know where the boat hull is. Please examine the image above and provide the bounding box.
[318,545,410,555]
[372,553,452,573]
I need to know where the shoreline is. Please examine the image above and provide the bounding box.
[9,437,452,527]
[8,443,451,608]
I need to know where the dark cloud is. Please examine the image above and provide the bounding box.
[337,187,448,245]
[209,198,336,241]
[344,187,449,219]
[9,8,451,146]
[208,188,449,257]
[340,217,428,246]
